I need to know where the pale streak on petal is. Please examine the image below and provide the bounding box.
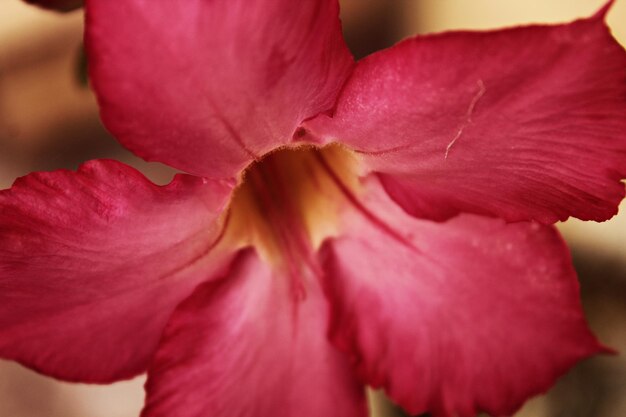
[445,79,486,159]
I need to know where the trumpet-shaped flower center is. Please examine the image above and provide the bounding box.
[224,143,360,269]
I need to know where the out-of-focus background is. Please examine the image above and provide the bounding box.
[0,0,624,416]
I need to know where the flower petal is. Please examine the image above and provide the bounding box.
[0,160,234,383]
[307,10,626,223]
[141,249,367,417]
[318,177,606,417]
[86,0,354,179]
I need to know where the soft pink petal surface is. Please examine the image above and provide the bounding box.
[308,12,626,223]
[141,250,367,417]
[86,0,354,179]
[319,177,605,417]
[0,160,233,382]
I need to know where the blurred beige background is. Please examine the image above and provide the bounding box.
[0,1,624,416]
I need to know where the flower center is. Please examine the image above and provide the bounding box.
[223,143,360,268]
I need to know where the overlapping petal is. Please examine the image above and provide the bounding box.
[141,249,366,417]
[307,9,626,223]
[0,160,234,382]
[86,0,354,179]
[318,177,605,417]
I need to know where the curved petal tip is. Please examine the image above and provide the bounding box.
[593,0,616,20]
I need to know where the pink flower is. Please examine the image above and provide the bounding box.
[2,1,626,416]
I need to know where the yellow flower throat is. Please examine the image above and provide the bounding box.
[223,143,361,269]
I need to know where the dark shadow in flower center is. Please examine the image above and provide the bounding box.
[223,143,361,287]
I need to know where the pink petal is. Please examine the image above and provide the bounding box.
[307,9,626,223]
[86,0,354,179]
[0,160,234,382]
[318,177,606,417]
[23,0,82,12]
[141,249,367,417]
